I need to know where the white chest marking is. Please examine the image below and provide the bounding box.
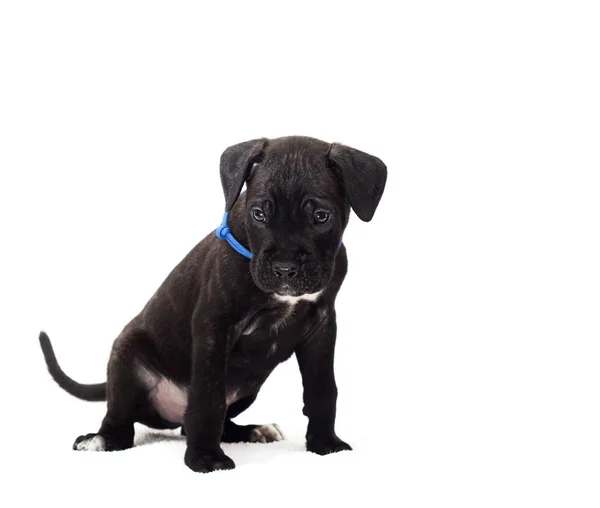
[269,342,278,356]
[242,321,259,335]
[226,389,240,406]
[273,290,323,305]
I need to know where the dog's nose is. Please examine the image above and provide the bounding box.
[273,262,299,279]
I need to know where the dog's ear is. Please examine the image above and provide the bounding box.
[220,138,267,211]
[328,143,388,222]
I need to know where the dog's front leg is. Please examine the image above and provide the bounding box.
[184,315,234,473]
[296,308,352,455]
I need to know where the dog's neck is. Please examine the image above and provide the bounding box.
[216,195,252,258]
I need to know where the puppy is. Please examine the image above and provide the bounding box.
[39,135,387,473]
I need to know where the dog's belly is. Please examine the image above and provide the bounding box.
[148,378,188,424]
[145,375,246,425]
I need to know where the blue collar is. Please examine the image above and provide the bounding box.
[216,210,343,260]
[216,211,253,259]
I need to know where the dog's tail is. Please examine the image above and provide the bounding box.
[38,331,107,402]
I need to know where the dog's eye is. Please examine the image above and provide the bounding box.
[314,211,330,224]
[252,208,266,223]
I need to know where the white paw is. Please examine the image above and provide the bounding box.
[250,424,285,443]
[75,435,106,451]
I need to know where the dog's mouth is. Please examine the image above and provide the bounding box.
[250,256,333,297]
[251,273,328,297]
[261,281,325,297]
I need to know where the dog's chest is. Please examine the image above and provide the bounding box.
[239,300,297,338]
[232,296,321,366]
[237,292,322,338]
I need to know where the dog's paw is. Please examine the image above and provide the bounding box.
[184,447,235,473]
[73,431,133,452]
[249,424,285,443]
[73,433,106,452]
[306,436,352,455]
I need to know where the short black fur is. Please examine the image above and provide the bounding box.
[39,135,387,473]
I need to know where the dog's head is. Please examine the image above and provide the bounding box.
[220,136,387,297]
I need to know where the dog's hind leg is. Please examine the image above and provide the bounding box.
[180,394,285,443]
[219,394,285,444]
[221,420,285,443]
[73,329,149,452]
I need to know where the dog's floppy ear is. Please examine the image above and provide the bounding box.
[328,143,388,222]
[220,138,267,211]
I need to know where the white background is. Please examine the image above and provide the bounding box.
[1,1,599,506]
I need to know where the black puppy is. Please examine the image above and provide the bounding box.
[39,135,387,473]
